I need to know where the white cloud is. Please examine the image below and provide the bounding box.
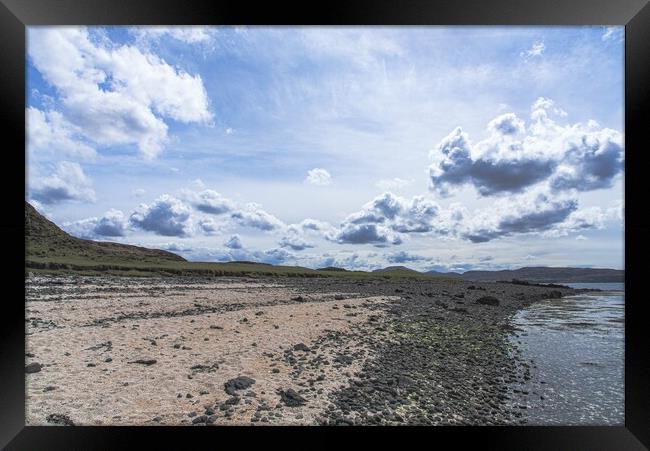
[602,27,624,42]
[28,27,212,159]
[230,203,285,231]
[305,168,332,186]
[132,188,146,198]
[30,161,96,205]
[131,26,216,44]
[26,107,96,159]
[521,40,545,59]
[462,189,578,243]
[182,189,234,215]
[428,98,623,197]
[224,234,243,249]
[129,194,193,237]
[64,209,128,238]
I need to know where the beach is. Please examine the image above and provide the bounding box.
[25,274,576,426]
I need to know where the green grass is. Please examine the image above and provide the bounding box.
[25,255,457,280]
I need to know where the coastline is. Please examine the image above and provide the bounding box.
[26,274,575,425]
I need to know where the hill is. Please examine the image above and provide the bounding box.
[26,201,186,267]
[459,266,624,283]
[24,202,430,279]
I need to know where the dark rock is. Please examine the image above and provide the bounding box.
[224,376,256,395]
[334,295,345,300]
[291,296,304,302]
[272,368,280,374]
[293,343,311,352]
[104,357,113,363]
[279,388,307,407]
[46,413,74,426]
[86,363,96,367]
[128,359,157,365]
[26,362,42,373]
[475,296,500,306]
[192,415,208,424]
[43,386,57,392]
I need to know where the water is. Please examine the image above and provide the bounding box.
[508,282,624,425]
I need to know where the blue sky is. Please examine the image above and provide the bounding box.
[26,26,624,271]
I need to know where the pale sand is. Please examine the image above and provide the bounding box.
[26,276,396,425]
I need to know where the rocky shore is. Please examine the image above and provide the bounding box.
[25,275,576,425]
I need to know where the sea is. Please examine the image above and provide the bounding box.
[508,282,624,425]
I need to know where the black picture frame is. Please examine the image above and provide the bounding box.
[2,0,648,449]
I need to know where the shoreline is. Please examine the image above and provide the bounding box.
[25,274,575,425]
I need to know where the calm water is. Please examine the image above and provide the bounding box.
[508,282,624,425]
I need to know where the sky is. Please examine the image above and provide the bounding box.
[25,26,625,272]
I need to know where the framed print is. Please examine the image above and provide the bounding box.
[1,0,649,449]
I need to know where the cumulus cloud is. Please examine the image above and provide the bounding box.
[331,192,441,244]
[386,251,431,264]
[30,161,96,205]
[278,228,315,251]
[129,195,193,237]
[428,98,623,197]
[224,234,243,249]
[331,222,402,246]
[28,27,212,159]
[64,209,128,238]
[197,217,223,235]
[183,189,234,215]
[231,203,285,231]
[462,191,578,243]
[305,168,332,186]
[27,107,96,159]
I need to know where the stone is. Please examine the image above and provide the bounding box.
[224,376,256,395]
[279,388,307,407]
[475,296,500,306]
[25,362,42,373]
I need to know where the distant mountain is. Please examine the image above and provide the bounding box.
[458,267,624,283]
[382,265,623,283]
[26,201,186,266]
[373,266,422,274]
[423,270,463,278]
[316,266,348,272]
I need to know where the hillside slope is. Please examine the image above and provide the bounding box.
[26,201,186,266]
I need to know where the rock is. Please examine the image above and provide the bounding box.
[104,357,113,363]
[475,296,500,306]
[334,295,345,300]
[272,368,280,374]
[293,343,311,352]
[291,296,304,302]
[192,415,208,424]
[25,362,42,374]
[279,388,307,407]
[86,363,96,367]
[46,413,74,426]
[43,386,57,392]
[128,359,157,365]
[224,376,256,395]
[152,416,162,423]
